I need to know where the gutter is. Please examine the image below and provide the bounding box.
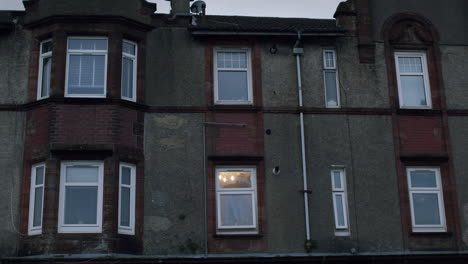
[190,31,345,36]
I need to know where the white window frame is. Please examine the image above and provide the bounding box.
[394,51,432,109]
[65,37,108,98]
[323,49,340,108]
[118,163,136,235]
[331,168,349,231]
[215,167,257,233]
[121,40,137,102]
[28,163,46,235]
[37,39,52,100]
[213,48,253,105]
[407,167,446,232]
[58,161,104,233]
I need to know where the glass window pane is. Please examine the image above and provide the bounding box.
[413,193,441,225]
[335,194,345,227]
[66,166,99,183]
[33,187,43,227]
[398,57,423,73]
[217,71,248,101]
[64,186,98,224]
[219,194,253,226]
[325,71,338,106]
[35,166,44,185]
[121,167,131,185]
[333,171,342,189]
[122,57,134,98]
[41,41,53,54]
[68,55,105,95]
[217,52,225,68]
[400,75,427,106]
[69,39,107,51]
[123,42,136,55]
[410,170,437,188]
[120,187,130,227]
[41,57,51,97]
[219,171,252,188]
[218,52,247,69]
[325,52,335,68]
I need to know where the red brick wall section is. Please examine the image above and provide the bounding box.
[399,115,445,154]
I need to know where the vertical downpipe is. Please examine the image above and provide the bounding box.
[293,32,312,248]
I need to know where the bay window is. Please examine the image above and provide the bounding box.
[37,40,52,100]
[28,163,46,235]
[118,163,136,235]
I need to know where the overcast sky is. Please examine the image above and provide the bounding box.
[1,0,343,19]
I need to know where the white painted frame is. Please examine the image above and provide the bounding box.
[331,169,349,230]
[28,163,46,235]
[394,51,432,109]
[323,49,340,108]
[121,40,137,102]
[65,37,108,98]
[407,167,446,232]
[37,39,52,100]
[58,161,104,233]
[213,48,253,105]
[118,163,136,235]
[215,167,257,231]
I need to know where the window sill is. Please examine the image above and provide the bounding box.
[208,105,261,112]
[397,108,442,116]
[410,231,453,237]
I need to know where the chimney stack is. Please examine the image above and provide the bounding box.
[166,0,193,14]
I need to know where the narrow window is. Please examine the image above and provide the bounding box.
[28,163,45,235]
[58,161,103,233]
[216,167,257,234]
[118,163,136,235]
[37,40,52,100]
[323,49,340,107]
[121,40,137,101]
[65,37,108,97]
[407,167,446,232]
[214,48,252,104]
[395,52,431,108]
[331,169,349,232]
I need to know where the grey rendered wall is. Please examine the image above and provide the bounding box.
[0,111,25,256]
[145,28,206,106]
[369,0,468,45]
[144,113,206,254]
[441,46,468,109]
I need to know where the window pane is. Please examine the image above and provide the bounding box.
[123,42,136,55]
[41,41,53,54]
[218,71,248,101]
[122,57,134,98]
[325,52,335,68]
[35,166,44,185]
[68,55,105,95]
[410,170,437,188]
[398,57,423,73]
[219,194,253,226]
[69,39,107,51]
[400,75,427,106]
[64,186,98,224]
[41,57,51,98]
[218,52,247,69]
[219,171,252,188]
[120,187,130,227]
[33,187,43,227]
[121,167,131,185]
[325,71,338,106]
[413,193,441,225]
[333,171,342,189]
[335,194,345,227]
[66,166,98,183]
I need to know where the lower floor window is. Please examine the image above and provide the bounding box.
[407,167,446,232]
[118,163,136,235]
[331,168,349,233]
[28,163,46,235]
[216,167,257,233]
[58,161,104,233]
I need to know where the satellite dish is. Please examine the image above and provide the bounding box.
[190,0,206,15]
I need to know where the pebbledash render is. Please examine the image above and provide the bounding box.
[0,0,468,263]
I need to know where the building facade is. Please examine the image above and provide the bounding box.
[0,0,468,263]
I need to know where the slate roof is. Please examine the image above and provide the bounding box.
[189,15,344,34]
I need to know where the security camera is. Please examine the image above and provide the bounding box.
[190,0,206,15]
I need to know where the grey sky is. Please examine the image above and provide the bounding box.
[0,0,25,11]
[151,0,343,19]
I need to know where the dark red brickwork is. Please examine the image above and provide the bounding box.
[399,115,445,155]
[213,113,260,155]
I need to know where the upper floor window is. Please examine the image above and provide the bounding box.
[28,163,46,235]
[323,49,340,108]
[37,40,52,100]
[407,167,446,232]
[215,167,257,234]
[58,161,104,233]
[122,40,137,101]
[214,48,252,105]
[65,37,108,98]
[395,52,431,108]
